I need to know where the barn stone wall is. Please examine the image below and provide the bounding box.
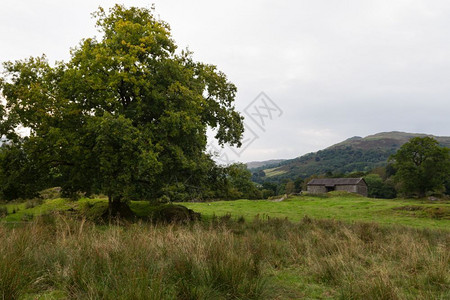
[307,185,327,193]
[356,182,368,197]
[335,185,357,193]
[308,183,368,196]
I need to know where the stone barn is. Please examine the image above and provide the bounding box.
[306,178,368,197]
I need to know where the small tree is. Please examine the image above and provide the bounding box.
[226,163,262,199]
[285,180,295,195]
[389,137,450,197]
[261,182,278,195]
[294,177,303,193]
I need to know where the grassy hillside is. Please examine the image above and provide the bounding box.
[332,131,450,150]
[253,131,450,182]
[246,159,286,170]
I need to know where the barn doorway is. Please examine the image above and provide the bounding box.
[326,186,335,192]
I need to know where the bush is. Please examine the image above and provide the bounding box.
[365,174,397,199]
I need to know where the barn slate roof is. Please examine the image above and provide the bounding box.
[307,178,366,187]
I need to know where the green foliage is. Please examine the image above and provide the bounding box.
[0,143,49,200]
[261,181,277,194]
[445,178,450,196]
[364,174,397,199]
[390,137,450,197]
[0,5,244,206]
[224,163,262,199]
[285,180,295,194]
[87,113,161,202]
[255,146,397,184]
[293,177,303,193]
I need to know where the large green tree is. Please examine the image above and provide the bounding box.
[225,163,262,199]
[389,137,450,197]
[363,174,396,199]
[0,5,244,213]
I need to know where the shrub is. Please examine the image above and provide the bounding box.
[365,174,397,199]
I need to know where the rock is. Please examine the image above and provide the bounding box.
[152,204,201,223]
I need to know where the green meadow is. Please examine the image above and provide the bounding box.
[1,194,449,299]
[1,193,449,230]
[181,194,450,230]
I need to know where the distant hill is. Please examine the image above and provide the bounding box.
[246,159,286,170]
[253,131,450,182]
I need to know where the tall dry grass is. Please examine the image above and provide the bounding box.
[0,214,449,299]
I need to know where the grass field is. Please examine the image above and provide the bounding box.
[181,193,450,230]
[1,193,449,230]
[1,213,449,299]
[0,194,449,299]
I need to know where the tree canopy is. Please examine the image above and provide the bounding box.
[0,5,245,212]
[389,137,450,197]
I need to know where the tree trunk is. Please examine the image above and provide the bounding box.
[105,195,135,220]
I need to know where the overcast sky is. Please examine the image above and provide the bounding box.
[1,0,450,162]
